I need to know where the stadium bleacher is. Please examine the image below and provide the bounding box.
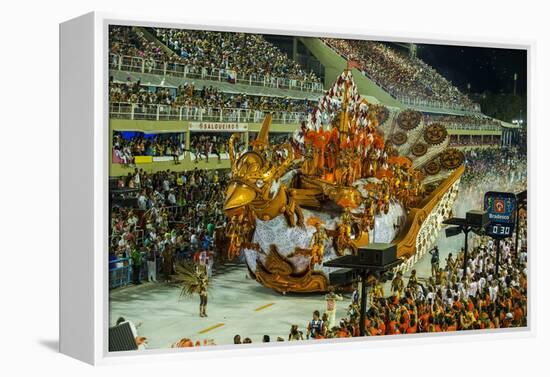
[109,26,324,93]
[322,38,480,113]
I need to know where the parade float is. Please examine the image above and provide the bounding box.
[223,69,465,293]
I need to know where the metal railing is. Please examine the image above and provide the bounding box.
[434,122,502,131]
[449,141,500,147]
[110,102,306,124]
[109,54,324,93]
[397,95,481,113]
[109,257,131,288]
[109,257,160,288]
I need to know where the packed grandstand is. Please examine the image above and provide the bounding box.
[108,25,527,349]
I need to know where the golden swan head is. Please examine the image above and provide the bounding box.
[224,114,294,217]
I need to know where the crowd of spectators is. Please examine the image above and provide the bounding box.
[110,25,176,64]
[458,147,527,213]
[110,81,174,106]
[155,28,320,83]
[110,168,229,283]
[112,132,185,164]
[189,134,246,163]
[323,38,478,111]
[291,234,526,340]
[111,130,250,165]
[111,132,244,164]
[109,25,321,86]
[109,80,316,114]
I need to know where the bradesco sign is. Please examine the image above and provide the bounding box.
[484,191,517,238]
[189,122,248,132]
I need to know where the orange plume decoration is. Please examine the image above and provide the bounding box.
[337,198,359,209]
[306,216,324,227]
[388,156,412,167]
[375,169,393,179]
[373,133,385,150]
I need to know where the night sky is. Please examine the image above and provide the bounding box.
[416,44,527,96]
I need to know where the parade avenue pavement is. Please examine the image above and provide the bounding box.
[109,263,349,348]
[110,233,461,348]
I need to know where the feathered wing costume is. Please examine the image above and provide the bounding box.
[173,261,210,317]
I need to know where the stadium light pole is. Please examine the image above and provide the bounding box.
[359,269,368,336]
[443,218,472,273]
[443,211,488,273]
[324,251,402,337]
[495,238,501,276]
[463,226,471,273]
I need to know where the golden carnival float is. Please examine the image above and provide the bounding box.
[223,69,465,293]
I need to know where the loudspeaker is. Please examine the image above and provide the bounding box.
[358,243,397,266]
[466,210,489,228]
[329,268,356,285]
[109,322,138,352]
[445,226,462,238]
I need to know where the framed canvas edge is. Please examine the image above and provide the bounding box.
[72,11,535,365]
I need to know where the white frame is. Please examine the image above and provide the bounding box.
[59,11,535,365]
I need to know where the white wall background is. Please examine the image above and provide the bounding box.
[1,0,548,375]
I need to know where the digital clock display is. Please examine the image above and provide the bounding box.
[487,223,513,237]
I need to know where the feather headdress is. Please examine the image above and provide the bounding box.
[173,261,210,299]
